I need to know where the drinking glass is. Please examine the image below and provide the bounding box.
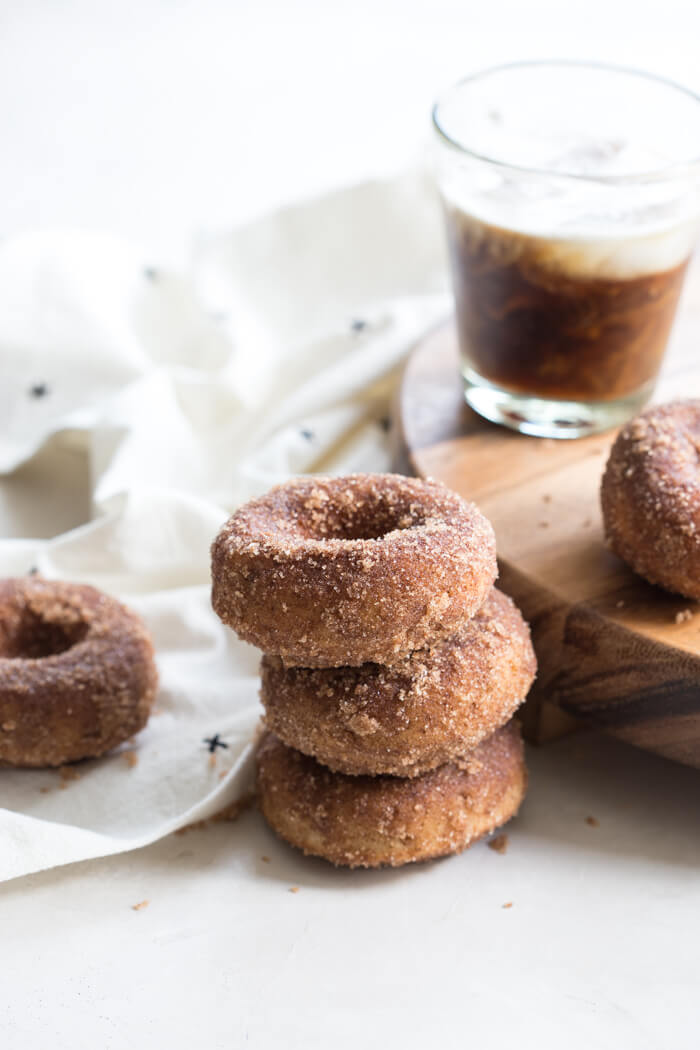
[433,62,700,438]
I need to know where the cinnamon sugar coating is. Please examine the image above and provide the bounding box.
[601,400,700,598]
[0,578,158,767]
[211,473,497,667]
[256,721,526,868]
[261,588,536,776]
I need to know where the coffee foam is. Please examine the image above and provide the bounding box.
[444,200,698,280]
[438,122,700,279]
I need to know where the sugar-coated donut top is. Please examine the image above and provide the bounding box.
[212,473,498,666]
[0,580,89,660]
[218,472,494,559]
[0,578,158,768]
[0,577,154,689]
[609,400,700,537]
[1,579,124,658]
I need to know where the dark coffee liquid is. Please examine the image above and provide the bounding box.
[445,207,690,402]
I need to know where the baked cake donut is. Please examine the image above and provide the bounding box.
[211,473,497,667]
[256,721,526,868]
[260,588,536,776]
[0,578,158,767]
[601,400,700,598]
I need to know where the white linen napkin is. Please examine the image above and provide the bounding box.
[0,170,451,882]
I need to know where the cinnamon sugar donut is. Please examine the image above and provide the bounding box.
[256,721,526,868]
[0,578,158,767]
[260,588,536,776]
[601,400,700,598]
[211,474,497,667]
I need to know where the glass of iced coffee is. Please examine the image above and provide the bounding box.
[433,62,700,437]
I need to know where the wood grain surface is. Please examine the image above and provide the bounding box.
[394,264,700,767]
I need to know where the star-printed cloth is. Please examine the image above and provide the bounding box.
[0,170,451,881]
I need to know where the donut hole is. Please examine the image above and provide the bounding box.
[291,486,429,542]
[0,602,89,660]
[325,510,421,541]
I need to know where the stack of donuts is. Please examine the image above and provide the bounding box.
[211,473,536,868]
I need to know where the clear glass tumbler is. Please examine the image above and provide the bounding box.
[433,61,700,438]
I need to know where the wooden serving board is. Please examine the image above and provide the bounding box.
[394,264,700,769]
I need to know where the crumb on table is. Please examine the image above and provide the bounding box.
[488,833,509,855]
[131,900,149,911]
[58,766,82,788]
[585,815,599,828]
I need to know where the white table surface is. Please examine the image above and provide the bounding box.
[2,2,700,1046]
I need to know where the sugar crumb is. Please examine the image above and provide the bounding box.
[674,609,693,624]
[488,834,509,855]
[58,766,81,788]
